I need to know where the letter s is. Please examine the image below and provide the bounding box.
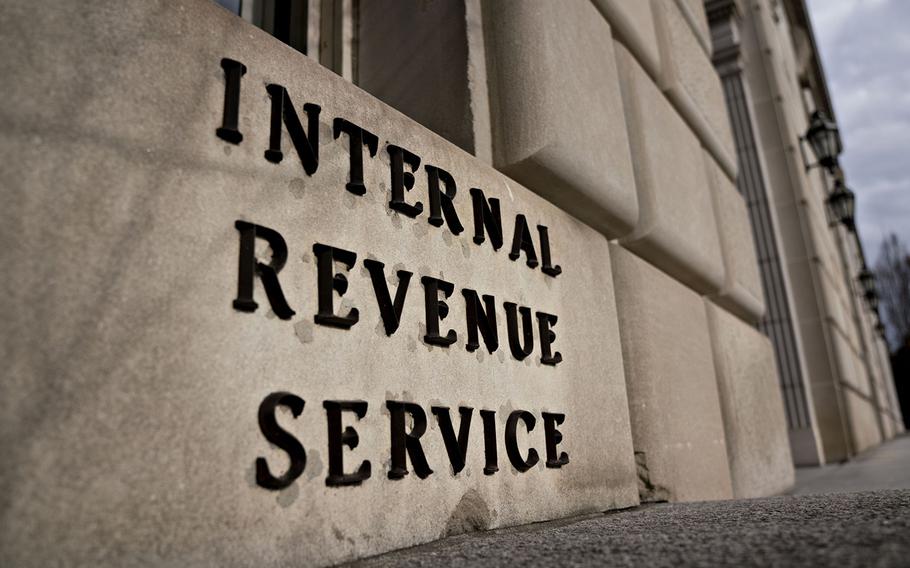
[255,391,307,490]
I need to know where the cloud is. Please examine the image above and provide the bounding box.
[806,0,910,258]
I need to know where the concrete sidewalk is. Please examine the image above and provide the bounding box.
[792,434,910,495]
[350,435,910,567]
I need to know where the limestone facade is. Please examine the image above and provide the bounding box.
[706,0,903,466]
[0,0,899,565]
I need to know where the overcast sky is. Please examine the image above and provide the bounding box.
[806,0,910,261]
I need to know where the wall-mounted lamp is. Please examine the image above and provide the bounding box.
[858,267,880,311]
[865,289,880,311]
[826,179,856,231]
[800,110,842,173]
[858,268,875,297]
[875,319,887,339]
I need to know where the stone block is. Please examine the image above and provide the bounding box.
[771,198,811,263]
[844,388,883,454]
[820,278,851,349]
[807,372,851,463]
[483,0,638,239]
[611,244,733,503]
[615,44,725,295]
[674,0,712,54]
[832,330,870,400]
[881,412,895,440]
[809,221,842,284]
[706,152,766,323]
[706,301,794,499]
[591,0,661,79]
[784,257,823,321]
[789,427,824,467]
[653,0,737,178]
[0,1,640,566]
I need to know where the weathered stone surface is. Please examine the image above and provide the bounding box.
[610,244,734,503]
[675,0,712,54]
[706,152,766,323]
[615,44,725,295]
[591,0,661,79]
[0,1,639,566]
[653,0,737,178]
[831,326,871,402]
[844,388,884,455]
[483,0,638,239]
[806,365,852,463]
[706,301,794,499]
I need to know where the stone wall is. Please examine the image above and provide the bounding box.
[0,0,806,565]
[731,0,900,464]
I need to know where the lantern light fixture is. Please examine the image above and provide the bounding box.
[865,289,880,311]
[826,179,856,231]
[858,268,876,298]
[858,268,879,311]
[801,110,842,173]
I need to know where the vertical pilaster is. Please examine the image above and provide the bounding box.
[706,0,823,465]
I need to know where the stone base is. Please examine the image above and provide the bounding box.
[611,245,733,502]
[706,301,794,498]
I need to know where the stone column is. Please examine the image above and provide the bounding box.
[738,0,862,462]
[706,0,823,465]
